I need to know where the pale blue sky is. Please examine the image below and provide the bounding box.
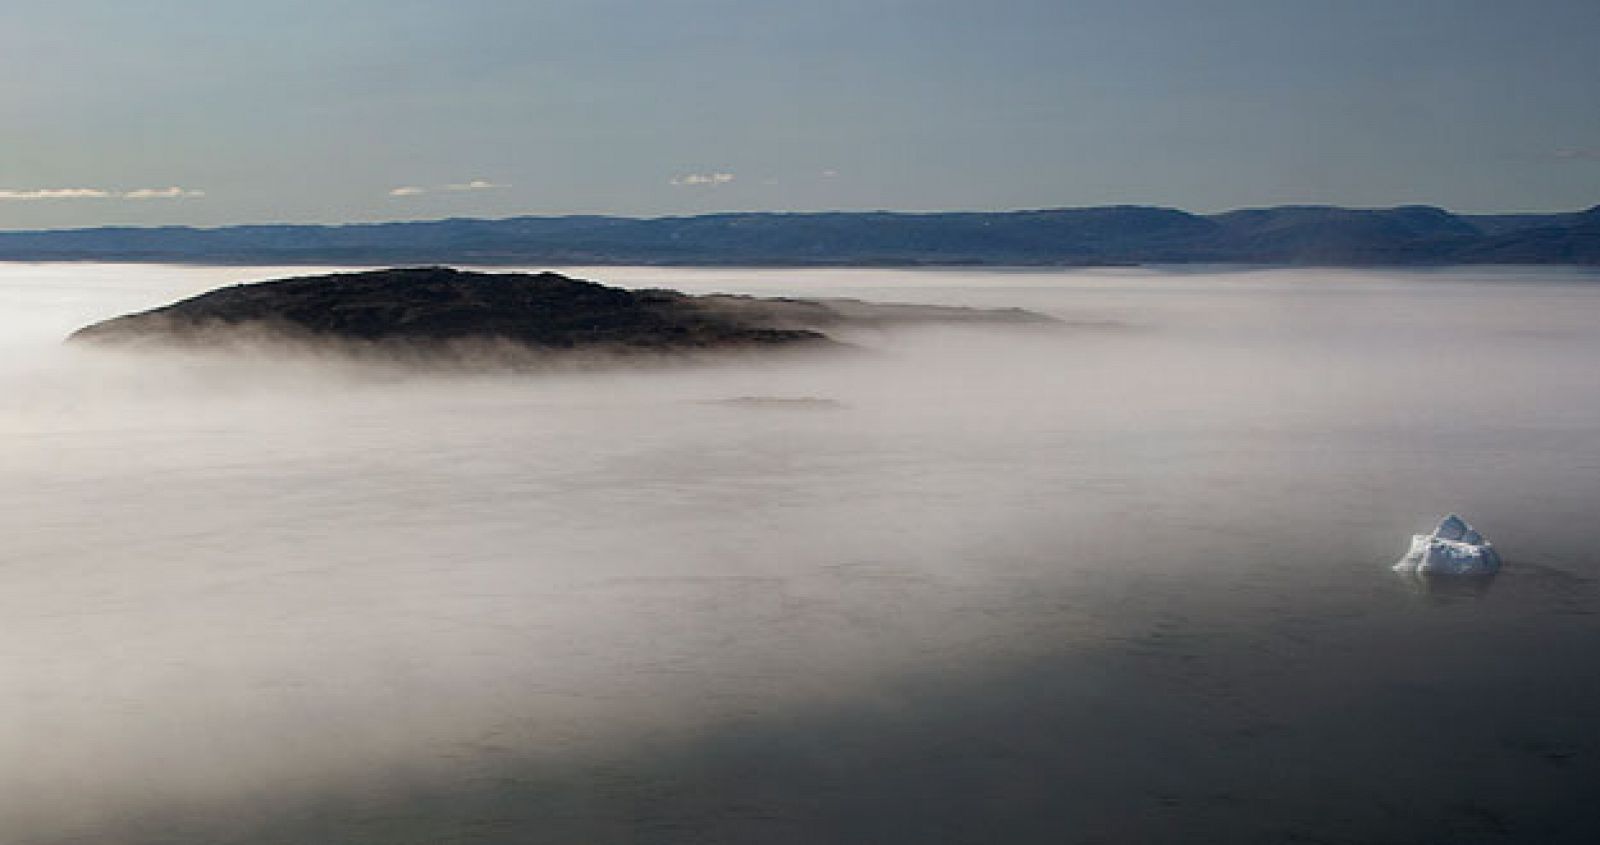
[2,0,1597,228]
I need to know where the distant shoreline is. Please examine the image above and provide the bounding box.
[8,258,1600,273]
[1,203,1596,267]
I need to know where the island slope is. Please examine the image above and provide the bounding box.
[69,267,1053,362]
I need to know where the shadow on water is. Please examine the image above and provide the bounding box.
[56,563,1600,845]
[1397,558,1598,614]
[1396,571,1498,602]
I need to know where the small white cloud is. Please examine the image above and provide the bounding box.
[670,172,735,187]
[820,169,839,179]
[0,188,112,200]
[123,186,205,200]
[391,180,505,197]
[1553,148,1600,161]
[0,186,203,201]
[444,179,505,191]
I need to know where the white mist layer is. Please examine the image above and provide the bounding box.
[3,263,1600,838]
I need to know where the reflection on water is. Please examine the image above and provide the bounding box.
[1396,571,1498,600]
[1,263,1598,843]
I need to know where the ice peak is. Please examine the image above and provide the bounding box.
[1395,514,1500,576]
[1434,514,1470,541]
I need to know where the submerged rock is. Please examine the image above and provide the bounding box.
[705,396,845,410]
[1394,515,1502,576]
[691,293,1059,330]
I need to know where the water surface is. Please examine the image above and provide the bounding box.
[2,264,1597,843]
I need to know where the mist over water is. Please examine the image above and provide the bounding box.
[4,263,1599,843]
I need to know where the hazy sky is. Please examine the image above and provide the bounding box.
[2,0,1597,228]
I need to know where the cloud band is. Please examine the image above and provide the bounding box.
[670,172,735,187]
[0,186,204,201]
[388,179,506,197]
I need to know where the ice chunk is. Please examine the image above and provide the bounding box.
[1394,514,1501,576]
[1433,514,1469,542]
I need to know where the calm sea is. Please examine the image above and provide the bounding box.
[3,263,1598,843]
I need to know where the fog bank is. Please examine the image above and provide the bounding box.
[3,264,1598,842]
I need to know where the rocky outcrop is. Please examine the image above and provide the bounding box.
[69,267,1054,363]
[71,267,828,355]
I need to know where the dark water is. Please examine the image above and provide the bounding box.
[2,265,1597,843]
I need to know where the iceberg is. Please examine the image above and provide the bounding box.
[1394,515,1501,576]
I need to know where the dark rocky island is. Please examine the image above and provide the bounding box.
[70,267,1052,363]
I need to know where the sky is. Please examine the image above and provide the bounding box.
[2,0,1597,229]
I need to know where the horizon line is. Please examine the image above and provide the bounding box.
[3,201,1597,235]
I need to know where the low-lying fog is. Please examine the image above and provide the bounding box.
[3,263,1598,843]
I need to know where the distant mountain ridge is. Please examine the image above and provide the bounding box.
[4,204,1597,266]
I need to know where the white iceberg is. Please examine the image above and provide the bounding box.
[1394,515,1501,576]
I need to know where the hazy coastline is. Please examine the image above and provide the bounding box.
[3,203,1596,268]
